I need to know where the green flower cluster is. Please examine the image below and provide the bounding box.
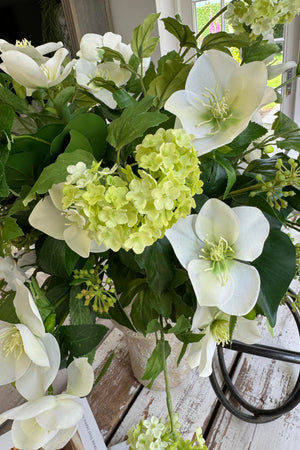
[62,128,202,254]
[127,415,207,450]
[73,266,116,314]
[225,0,300,36]
[249,158,300,210]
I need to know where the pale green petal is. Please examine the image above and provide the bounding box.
[233,206,270,261]
[13,281,45,337]
[90,240,107,253]
[36,397,83,430]
[187,333,216,377]
[66,357,94,397]
[187,259,235,309]
[234,317,261,344]
[16,333,61,400]
[43,426,77,450]
[12,418,57,450]
[29,196,66,240]
[63,225,92,258]
[220,261,260,316]
[16,324,49,367]
[165,215,203,269]
[0,325,31,384]
[49,183,65,211]
[258,85,276,108]
[0,50,48,88]
[195,198,239,245]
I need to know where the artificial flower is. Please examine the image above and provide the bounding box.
[0,281,60,399]
[77,32,132,63]
[187,305,261,376]
[164,49,276,155]
[28,183,106,258]
[0,358,94,450]
[0,47,75,91]
[75,58,131,108]
[0,255,28,289]
[0,38,63,64]
[166,198,270,316]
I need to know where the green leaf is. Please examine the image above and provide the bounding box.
[130,285,157,334]
[242,39,280,63]
[214,152,236,198]
[69,286,94,325]
[59,323,108,357]
[135,237,175,295]
[0,292,18,323]
[146,319,161,334]
[141,340,170,388]
[162,17,197,48]
[64,129,93,153]
[177,332,205,343]
[29,277,53,321]
[147,60,191,108]
[37,237,74,279]
[1,217,23,241]
[229,316,237,342]
[150,290,173,318]
[53,87,75,119]
[177,342,188,367]
[107,96,168,150]
[0,85,28,113]
[272,111,298,135]
[0,104,15,136]
[24,149,95,205]
[108,299,136,332]
[94,352,114,386]
[201,32,251,53]
[131,13,160,59]
[168,315,191,335]
[226,121,268,155]
[253,229,296,326]
[113,88,137,108]
[119,278,147,307]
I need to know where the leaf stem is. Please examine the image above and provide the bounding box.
[13,135,50,145]
[159,319,176,439]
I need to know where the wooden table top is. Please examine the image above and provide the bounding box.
[0,304,299,450]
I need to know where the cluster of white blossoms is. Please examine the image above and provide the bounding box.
[0,261,94,450]
[29,128,203,256]
[225,0,300,36]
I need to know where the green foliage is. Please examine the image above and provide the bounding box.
[162,17,197,49]
[37,237,80,279]
[131,13,160,59]
[242,38,280,63]
[141,340,171,388]
[213,152,236,199]
[59,323,108,358]
[201,32,250,54]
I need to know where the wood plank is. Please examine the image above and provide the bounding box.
[205,305,300,450]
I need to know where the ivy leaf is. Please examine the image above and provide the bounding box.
[59,324,108,357]
[141,340,171,388]
[1,217,23,241]
[131,13,160,59]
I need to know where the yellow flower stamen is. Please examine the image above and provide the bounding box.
[15,38,31,48]
[197,87,232,135]
[0,327,24,359]
[211,319,230,346]
[200,236,234,285]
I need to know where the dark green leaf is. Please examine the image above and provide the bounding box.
[162,17,197,48]
[108,299,136,331]
[168,315,191,335]
[272,111,299,135]
[229,316,237,342]
[146,319,161,334]
[30,277,53,321]
[201,32,251,53]
[130,285,157,333]
[69,286,94,325]
[214,152,236,198]
[226,121,268,155]
[59,323,108,357]
[0,292,18,323]
[177,342,188,367]
[253,229,296,326]
[37,237,73,279]
[177,331,205,343]
[242,39,280,63]
[0,85,28,113]
[94,352,114,386]
[141,340,170,388]
[1,217,23,241]
[119,278,147,307]
[53,87,75,120]
[0,104,15,136]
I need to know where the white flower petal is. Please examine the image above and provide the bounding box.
[90,240,107,253]
[66,357,94,397]
[49,59,75,86]
[187,259,235,309]
[0,396,56,421]
[36,397,84,430]
[166,215,202,269]
[12,418,57,450]
[195,198,239,245]
[267,60,296,80]
[220,261,260,316]
[0,50,48,88]
[0,256,28,289]
[13,281,45,337]
[43,426,77,450]
[233,206,270,261]
[191,305,218,331]
[0,325,31,384]
[29,196,66,240]
[49,183,65,211]
[36,41,63,55]
[234,317,261,344]
[16,333,61,400]
[77,33,104,62]
[63,225,92,258]
[44,48,69,80]
[16,324,49,367]
[187,333,216,377]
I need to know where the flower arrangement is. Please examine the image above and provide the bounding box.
[0,1,300,449]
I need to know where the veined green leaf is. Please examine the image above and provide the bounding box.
[131,13,160,59]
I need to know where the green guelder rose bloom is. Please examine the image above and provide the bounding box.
[0,358,94,450]
[166,198,270,316]
[188,306,261,377]
[0,281,60,400]
[164,49,276,155]
[0,47,75,91]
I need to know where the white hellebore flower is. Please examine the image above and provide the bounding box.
[0,255,28,289]
[29,183,105,258]
[0,281,60,400]
[77,32,132,63]
[0,358,94,450]
[0,47,75,91]
[188,305,261,377]
[166,198,270,316]
[164,49,276,155]
[0,38,63,64]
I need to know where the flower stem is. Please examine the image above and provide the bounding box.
[219,182,263,199]
[159,322,176,439]
[195,1,232,39]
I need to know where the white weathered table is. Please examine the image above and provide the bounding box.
[0,305,299,449]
